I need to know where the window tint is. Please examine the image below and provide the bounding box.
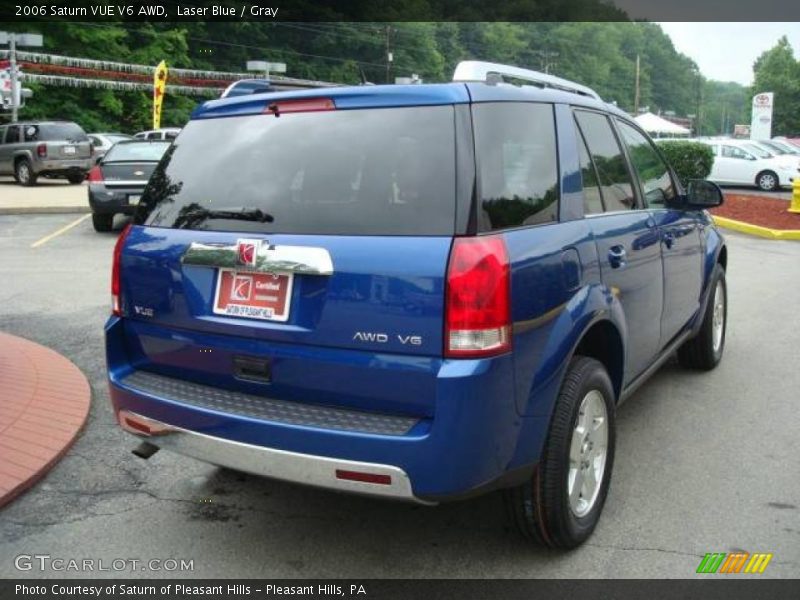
[721,145,752,160]
[38,123,88,142]
[105,142,170,162]
[4,126,21,144]
[472,103,559,231]
[616,121,676,207]
[139,106,457,236]
[576,124,604,215]
[574,111,636,211]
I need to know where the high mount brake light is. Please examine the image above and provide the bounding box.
[264,98,335,116]
[445,236,511,358]
[111,224,132,316]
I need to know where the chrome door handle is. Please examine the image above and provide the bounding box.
[663,232,675,249]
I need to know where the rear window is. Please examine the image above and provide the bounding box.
[34,123,88,142]
[105,142,170,162]
[472,103,560,231]
[137,106,456,235]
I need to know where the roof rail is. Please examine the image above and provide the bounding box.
[452,60,601,101]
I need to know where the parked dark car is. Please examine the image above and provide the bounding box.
[87,140,170,232]
[106,61,728,549]
[0,120,93,185]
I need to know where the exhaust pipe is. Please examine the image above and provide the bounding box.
[132,441,160,460]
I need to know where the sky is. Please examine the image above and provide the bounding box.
[657,22,800,85]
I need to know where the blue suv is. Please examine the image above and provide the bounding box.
[106,61,727,548]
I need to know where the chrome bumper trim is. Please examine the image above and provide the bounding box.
[120,411,432,504]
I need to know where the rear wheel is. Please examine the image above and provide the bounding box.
[756,170,778,192]
[504,356,616,549]
[67,172,85,184]
[92,213,114,232]
[15,159,37,186]
[678,265,726,370]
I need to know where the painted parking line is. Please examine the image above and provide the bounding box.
[30,214,92,248]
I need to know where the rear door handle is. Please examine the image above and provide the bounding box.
[663,231,675,249]
[608,245,627,269]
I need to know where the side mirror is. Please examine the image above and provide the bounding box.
[95,156,103,165]
[686,179,724,208]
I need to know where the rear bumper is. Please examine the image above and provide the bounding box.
[89,186,143,214]
[106,317,549,500]
[34,158,93,174]
[118,410,425,503]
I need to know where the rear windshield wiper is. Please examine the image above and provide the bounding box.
[174,207,274,229]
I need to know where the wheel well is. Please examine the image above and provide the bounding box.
[717,245,727,271]
[574,321,624,401]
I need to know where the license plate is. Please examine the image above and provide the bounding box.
[128,195,141,205]
[213,269,293,322]
[63,146,76,155]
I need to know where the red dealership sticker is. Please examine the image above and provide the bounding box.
[213,269,293,322]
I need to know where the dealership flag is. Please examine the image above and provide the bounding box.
[153,60,168,129]
[750,92,774,140]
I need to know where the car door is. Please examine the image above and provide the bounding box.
[615,119,703,346]
[718,144,756,184]
[0,125,21,175]
[574,110,664,382]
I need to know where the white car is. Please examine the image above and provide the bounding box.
[699,139,798,191]
[87,132,134,161]
[133,128,181,141]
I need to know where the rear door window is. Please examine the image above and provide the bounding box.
[139,105,457,236]
[472,102,559,231]
[4,126,21,144]
[574,111,637,212]
[576,124,605,215]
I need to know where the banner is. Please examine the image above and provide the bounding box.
[153,60,168,129]
[750,92,773,140]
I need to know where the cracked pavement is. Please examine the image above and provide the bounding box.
[0,213,798,578]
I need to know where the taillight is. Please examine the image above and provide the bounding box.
[36,143,47,158]
[87,165,103,183]
[445,236,511,358]
[111,224,132,316]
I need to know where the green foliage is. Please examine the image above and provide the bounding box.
[0,19,752,137]
[752,36,800,136]
[656,141,714,186]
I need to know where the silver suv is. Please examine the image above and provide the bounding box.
[0,121,93,186]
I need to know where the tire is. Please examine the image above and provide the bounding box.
[92,213,114,232]
[67,172,85,184]
[15,159,37,186]
[677,265,726,370]
[504,356,616,549]
[756,170,778,192]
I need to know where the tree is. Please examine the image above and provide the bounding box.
[752,36,800,136]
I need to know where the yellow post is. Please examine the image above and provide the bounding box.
[790,178,800,213]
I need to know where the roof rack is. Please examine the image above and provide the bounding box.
[452,61,601,101]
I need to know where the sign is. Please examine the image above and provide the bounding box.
[152,60,168,129]
[750,92,774,140]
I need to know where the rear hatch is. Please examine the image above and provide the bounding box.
[100,141,170,194]
[37,122,92,160]
[118,94,468,416]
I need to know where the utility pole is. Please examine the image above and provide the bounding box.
[634,54,640,115]
[385,25,393,84]
[0,31,43,122]
[535,50,559,74]
[9,33,17,122]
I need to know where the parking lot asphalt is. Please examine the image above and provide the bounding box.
[0,213,798,579]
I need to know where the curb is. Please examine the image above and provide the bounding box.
[0,332,92,509]
[0,206,90,215]
[712,215,800,240]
